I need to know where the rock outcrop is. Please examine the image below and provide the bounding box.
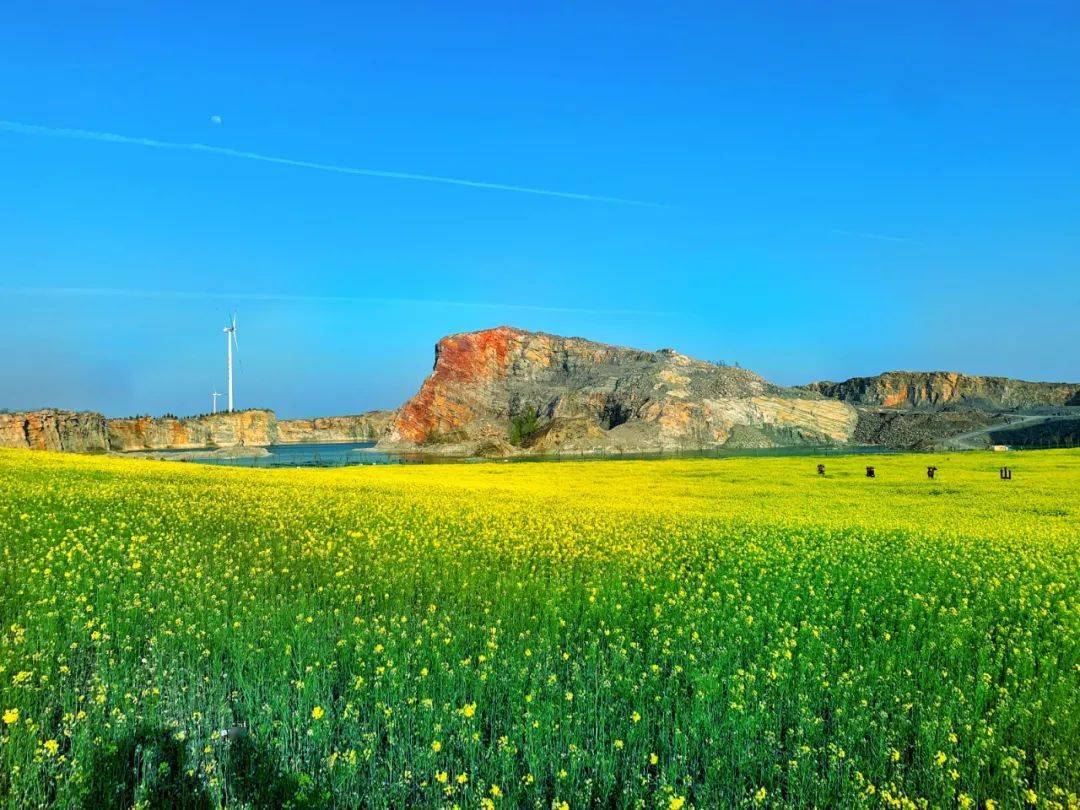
[276,412,393,444]
[379,326,858,455]
[804,371,1080,410]
[106,409,277,452]
[1,408,395,454]
[0,410,110,453]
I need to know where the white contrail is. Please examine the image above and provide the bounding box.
[0,119,661,207]
[0,285,674,318]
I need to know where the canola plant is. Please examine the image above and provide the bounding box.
[0,448,1077,808]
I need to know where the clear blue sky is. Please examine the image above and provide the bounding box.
[2,1,1078,418]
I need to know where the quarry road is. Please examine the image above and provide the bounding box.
[943,413,1052,450]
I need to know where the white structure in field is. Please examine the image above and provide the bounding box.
[211,391,221,414]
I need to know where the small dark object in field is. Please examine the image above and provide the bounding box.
[866,466,875,478]
[927,466,938,479]
[817,464,826,476]
[215,726,249,742]
[1000,466,1012,481]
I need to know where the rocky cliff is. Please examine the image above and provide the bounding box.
[276,412,394,443]
[1,408,395,454]
[804,371,1080,410]
[0,410,110,452]
[106,409,277,452]
[379,326,858,455]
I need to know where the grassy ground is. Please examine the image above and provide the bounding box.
[0,448,1078,808]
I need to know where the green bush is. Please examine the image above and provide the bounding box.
[508,406,541,446]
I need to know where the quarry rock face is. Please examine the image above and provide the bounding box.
[106,409,278,451]
[1,408,394,454]
[276,412,394,443]
[805,371,1080,410]
[379,326,858,455]
[0,410,110,452]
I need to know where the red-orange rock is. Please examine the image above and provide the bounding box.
[380,326,858,455]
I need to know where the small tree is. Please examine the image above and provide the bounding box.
[508,406,541,446]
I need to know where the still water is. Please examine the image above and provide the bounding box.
[193,441,394,468]
[184,441,893,469]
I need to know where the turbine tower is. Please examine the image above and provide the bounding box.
[211,391,221,414]
[223,314,238,412]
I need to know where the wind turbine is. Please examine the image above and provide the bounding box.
[211,391,221,414]
[223,313,238,412]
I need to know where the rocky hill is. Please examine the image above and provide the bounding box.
[804,371,1080,410]
[378,326,857,456]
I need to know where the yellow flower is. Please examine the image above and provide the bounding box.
[649,752,659,765]
[490,784,502,797]
[43,739,60,756]
[456,772,469,784]
[958,795,973,809]
[461,702,476,718]
[2,708,18,725]
[934,750,947,767]
[1025,790,1037,805]
[565,691,573,702]
[669,796,686,810]
[631,711,641,723]
[435,770,448,784]
[754,786,767,803]
[431,740,442,752]
[614,739,624,750]
[311,705,325,720]
[554,803,570,810]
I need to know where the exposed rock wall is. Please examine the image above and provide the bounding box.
[805,371,1080,410]
[380,326,858,455]
[276,412,394,443]
[2,408,396,454]
[0,410,110,452]
[106,409,277,451]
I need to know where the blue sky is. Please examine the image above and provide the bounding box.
[2,1,1078,417]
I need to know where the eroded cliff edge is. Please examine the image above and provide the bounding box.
[0,410,110,453]
[800,371,1080,450]
[276,413,394,444]
[0,409,393,453]
[378,326,858,456]
[803,371,1080,410]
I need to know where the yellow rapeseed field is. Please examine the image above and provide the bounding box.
[0,447,1077,808]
